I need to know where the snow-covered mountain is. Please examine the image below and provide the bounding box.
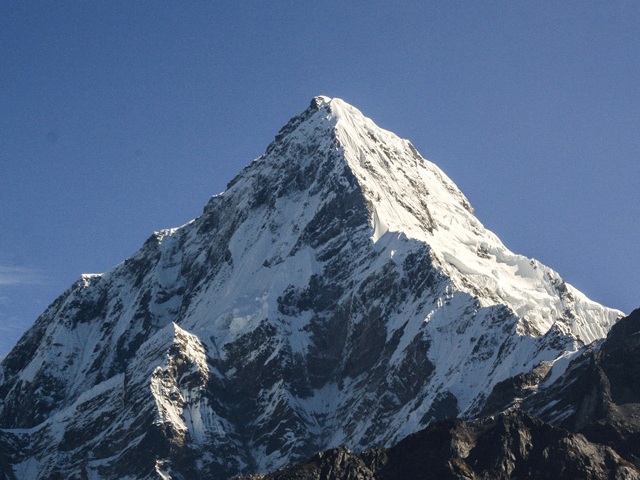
[0,96,622,479]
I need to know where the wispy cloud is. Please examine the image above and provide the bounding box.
[0,266,44,286]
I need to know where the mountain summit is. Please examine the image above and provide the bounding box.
[0,97,622,479]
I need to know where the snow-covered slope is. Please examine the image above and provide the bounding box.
[0,96,622,479]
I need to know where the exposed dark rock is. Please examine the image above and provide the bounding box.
[239,411,640,480]
[420,390,459,425]
[240,446,379,480]
[523,308,640,469]
[480,361,552,416]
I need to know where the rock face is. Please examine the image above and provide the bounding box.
[0,97,623,479]
[257,309,640,480]
[240,411,639,480]
[522,308,640,469]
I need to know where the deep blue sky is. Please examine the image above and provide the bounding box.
[1,2,638,356]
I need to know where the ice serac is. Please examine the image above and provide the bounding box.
[0,96,623,479]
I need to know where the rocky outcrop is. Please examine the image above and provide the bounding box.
[520,308,640,468]
[240,411,639,480]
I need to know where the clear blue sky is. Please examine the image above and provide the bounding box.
[1,2,638,356]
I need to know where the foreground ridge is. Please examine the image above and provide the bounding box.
[0,97,623,479]
[239,411,639,480]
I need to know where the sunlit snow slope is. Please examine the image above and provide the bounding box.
[0,96,622,480]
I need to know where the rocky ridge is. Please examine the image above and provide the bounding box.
[240,411,638,480]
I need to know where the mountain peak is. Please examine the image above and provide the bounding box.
[249,99,622,345]
[310,94,333,109]
[260,95,473,229]
[0,97,623,479]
